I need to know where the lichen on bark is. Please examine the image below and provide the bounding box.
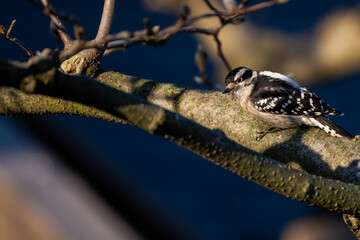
[1,56,360,222]
[97,71,360,184]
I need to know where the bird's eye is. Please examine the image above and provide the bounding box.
[236,77,243,82]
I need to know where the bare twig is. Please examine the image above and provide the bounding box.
[238,0,251,9]
[29,0,286,68]
[40,0,72,47]
[28,0,85,43]
[0,20,34,56]
[214,33,231,71]
[56,12,86,41]
[101,0,286,70]
[228,0,289,19]
[189,0,287,23]
[5,19,15,39]
[95,0,116,41]
[204,0,220,14]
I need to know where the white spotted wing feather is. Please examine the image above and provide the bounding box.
[251,72,343,116]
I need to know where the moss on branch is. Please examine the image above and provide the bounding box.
[0,86,124,123]
[1,53,360,219]
[96,71,360,184]
[0,54,359,183]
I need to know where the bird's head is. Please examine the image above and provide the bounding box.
[223,67,255,94]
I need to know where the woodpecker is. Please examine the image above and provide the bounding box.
[223,67,353,140]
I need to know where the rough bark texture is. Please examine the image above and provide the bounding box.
[0,87,123,123]
[0,61,359,184]
[1,53,360,219]
[96,71,360,184]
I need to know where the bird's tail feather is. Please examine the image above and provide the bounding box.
[314,116,353,139]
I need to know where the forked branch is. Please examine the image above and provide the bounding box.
[39,0,73,47]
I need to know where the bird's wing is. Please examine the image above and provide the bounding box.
[250,77,342,116]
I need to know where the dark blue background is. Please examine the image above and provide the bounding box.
[1,1,359,239]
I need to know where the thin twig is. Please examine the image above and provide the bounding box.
[5,19,16,39]
[56,0,287,71]
[40,0,72,47]
[188,0,286,23]
[238,0,251,9]
[103,0,287,60]
[28,0,85,43]
[95,0,116,41]
[228,0,289,19]
[0,20,34,56]
[214,33,231,71]
[203,0,220,14]
[55,12,86,41]
[180,26,217,35]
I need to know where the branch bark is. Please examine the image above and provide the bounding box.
[1,54,359,184]
[96,0,116,41]
[0,20,35,56]
[40,0,72,47]
[0,53,360,220]
[95,72,360,184]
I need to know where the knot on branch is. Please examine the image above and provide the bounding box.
[60,48,100,77]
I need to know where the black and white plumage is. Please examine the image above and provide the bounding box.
[223,67,353,140]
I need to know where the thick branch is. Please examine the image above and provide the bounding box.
[96,72,360,184]
[0,54,360,219]
[1,57,359,183]
[0,86,124,123]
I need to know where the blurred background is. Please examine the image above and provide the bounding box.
[0,0,360,239]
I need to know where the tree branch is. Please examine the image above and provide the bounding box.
[203,0,221,14]
[213,32,231,71]
[96,72,360,184]
[96,0,116,41]
[39,0,72,47]
[1,53,359,183]
[0,20,34,56]
[55,0,287,76]
[1,53,360,219]
[0,86,124,124]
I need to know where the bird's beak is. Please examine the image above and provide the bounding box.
[222,87,233,94]
[223,82,236,94]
